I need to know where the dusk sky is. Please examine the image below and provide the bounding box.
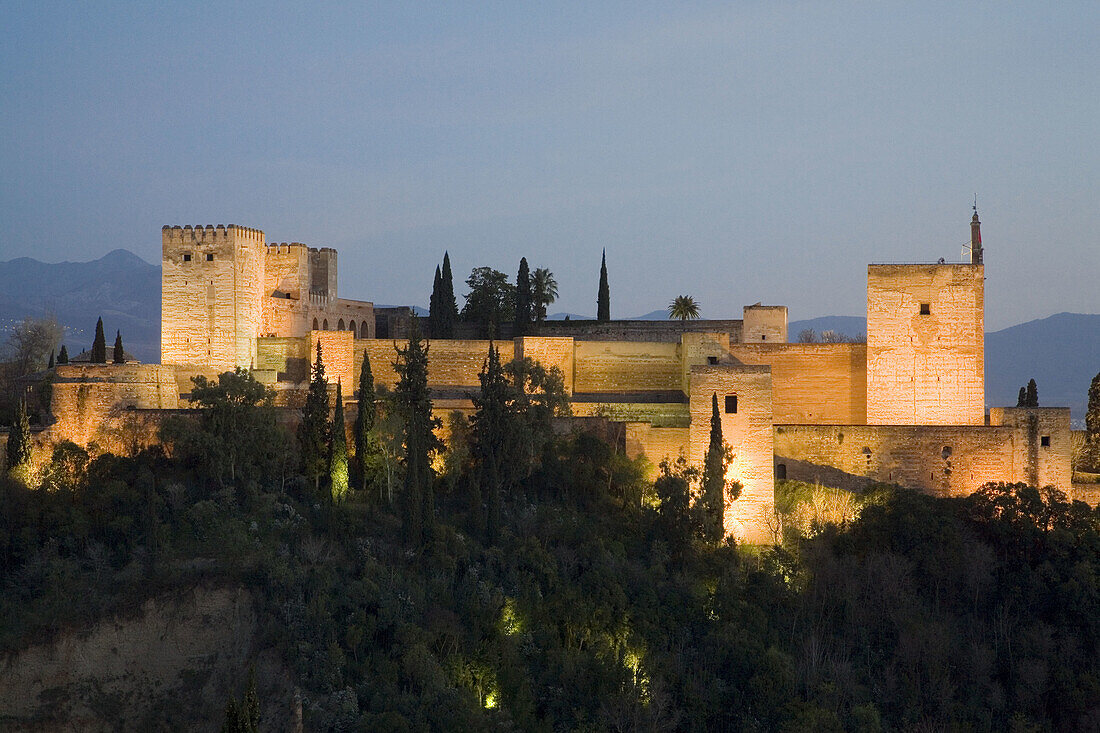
[1,2,1098,330]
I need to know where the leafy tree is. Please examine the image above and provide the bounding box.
[531,267,558,322]
[354,350,381,493]
[1026,378,1038,407]
[462,267,515,338]
[797,328,816,343]
[91,317,107,363]
[57,344,68,365]
[700,393,731,542]
[219,668,259,733]
[299,341,331,493]
[440,251,458,338]
[0,316,62,420]
[395,322,439,545]
[668,295,700,321]
[113,330,125,364]
[330,381,348,503]
[429,265,443,337]
[597,250,610,321]
[515,258,532,336]
[1017,386,1027,407]
[6,400,31,477]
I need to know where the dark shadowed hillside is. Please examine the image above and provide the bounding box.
[0,249,159,362]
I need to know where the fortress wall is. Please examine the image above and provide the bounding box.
[264,243,310,298]
[867,264,984,425]
[624,424,690,465]
[263,297,310,338]
[689,365,775,543]
[310,331,355,388]
[49,364,180,447]
[533,319,743,343]
[570,402,690,428]
[573,341,682,393]
[515,337,575,393]
[727,343,867,424]
[773,420,1071,497]
[352,339,511,392]
[990,407,1074,489]
[742,305,788,343]
[681,333,731,393]
[322,299,375,339]
[256,337,311,383]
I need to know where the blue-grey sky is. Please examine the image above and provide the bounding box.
[1,2,1098,329]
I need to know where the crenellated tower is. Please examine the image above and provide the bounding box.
[161,224,265,370]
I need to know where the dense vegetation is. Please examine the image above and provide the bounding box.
[2,350,1100,730]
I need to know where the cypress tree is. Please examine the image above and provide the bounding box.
[441,251,458,338]
[113,330,125,363]
[6,400,31,476]
[1017,387,1027,407]
[329,381,348,502]
[354,350,377,492]
[597,250,610,322]
[429,265,442,337]
[91,317,107,363]
[395,321,435,545]
[471,342,511,544]
[1085,371,1100,472]
[48,350,55,369]
[1026,379,1039,408]
[298,341,331,493]
[58,345,68,364]
[701,393,728,542]
[515,257,532,337]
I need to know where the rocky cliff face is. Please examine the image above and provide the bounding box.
[0,586,299,732]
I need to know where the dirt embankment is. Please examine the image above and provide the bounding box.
[0,585,299,732]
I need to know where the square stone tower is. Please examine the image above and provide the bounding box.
[161,225,265,370]
[866,263,984,425]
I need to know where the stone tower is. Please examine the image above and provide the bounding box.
[161,225,265,370]
[865,213,985,425]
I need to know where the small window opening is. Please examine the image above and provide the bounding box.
[707,356,718,365]
[1041,435,1050,447]
[941,445,952,459]
[182,253,192,262]
[776,463,787,480]
[206,253,214,261]
[761,334,766,341]
[724,395,737,414]
[919,303,931,315]
[323,319,329,330]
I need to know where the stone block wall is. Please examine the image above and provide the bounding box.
[49,364,180,447]
[624,423,690,466]
[728,343,867,424]
[573,341,681,393]
[742,305,788,343]
[688,364,775,543]
[515,337,575,394]
[990,407,1073,489]
[867,264,984,425]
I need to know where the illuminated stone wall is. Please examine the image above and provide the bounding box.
[989,407,1074,489]
[867,264,984,425]
[688,364,775,543]
[162,225,265,370]
[680,333,731,393]
[49,364,180,448]
[515,337,575,394]
[742,305,788,343]
[728,343,867,424]
[573,341,682,393]
[624,423,690,465]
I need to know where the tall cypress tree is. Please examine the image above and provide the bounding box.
[1085,371,1100,472]
[471,342,510,545]
[429,265,442,337]
[440,251,458,338]
[6,400,31,477]
[395,321,435,545]
[91,317,107,363]
[113,330,125,363]
[1026,379,1039,408]
[330,381,348,502]
[1017,387,1027,407]
[597,250,610,322]
[515,257,532,337]
[298,341,330,493]
[701,393,728,542]
[58,345,68,365]
[48,350,55,369]
[354,350,378,492]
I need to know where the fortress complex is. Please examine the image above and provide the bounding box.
[43,212,1075,541]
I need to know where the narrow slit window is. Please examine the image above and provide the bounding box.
[206,253,214,261]
[724,395,737,414]
[919,303,931,315]
[1041,435,1050,447]
[182,253,192,262]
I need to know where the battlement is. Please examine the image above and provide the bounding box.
[162,224,265,243]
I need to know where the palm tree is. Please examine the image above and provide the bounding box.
[531,268,558,322]
[668,295,700,322]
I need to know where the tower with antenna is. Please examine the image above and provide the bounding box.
[970,199,983,265]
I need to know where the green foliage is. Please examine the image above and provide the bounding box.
[298,342,330,493]
[440,251,458,339]
[461,267,515,338]
[112,331,124,364]
[1025,378,1039,407]
[220,668,260,733]
[6,400,31,476]
[597,249,610,321]
[668,294,701,321]
[91,317,107,363]
[700,393,731,542]
[353,349,382,494]
[48,350,54,370]
[428,264,443,337]
[1084,372,1100,473]
[394,322,439,545]
[531,267,557,322]
[57,344,68,365]
[514,257,531,336]
[329,382,348,503]
[1018,386,1027,407]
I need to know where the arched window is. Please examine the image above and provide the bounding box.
[776,463,787,480]
[312,318,318,330]
[338,319,345,330]
[323,319,329,330]
[349,320,356,335]
[361,322,370,338]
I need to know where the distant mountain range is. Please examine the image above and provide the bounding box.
[2,251,1097,421]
